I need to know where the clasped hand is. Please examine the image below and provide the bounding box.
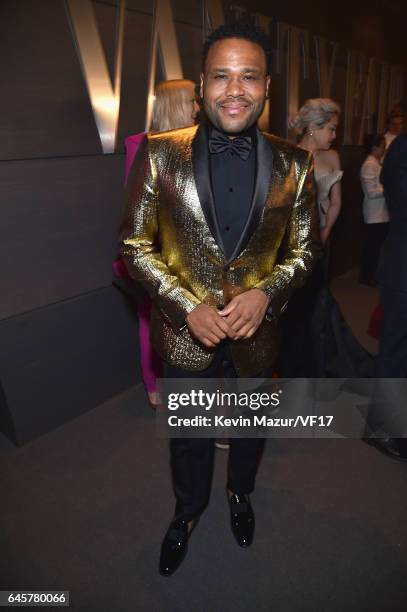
[186,289,270,348]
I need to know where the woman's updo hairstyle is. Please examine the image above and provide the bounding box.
[289,98,341,137]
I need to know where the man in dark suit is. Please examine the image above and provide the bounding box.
[120,22,320,575]
[373,133,407,459]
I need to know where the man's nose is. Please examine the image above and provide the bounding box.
[224,77,244,98]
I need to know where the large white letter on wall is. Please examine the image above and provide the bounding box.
[145,0,183,131]
[253,12,273,132]
[344,50,367,144]
[277,22,310,139]
[387,66,404,119]
[358,57,376,143]
[376,62,391,133]
[345,51,404,144]
[66,0,125,154]
[203,0,225,39]
[314,37,337,99]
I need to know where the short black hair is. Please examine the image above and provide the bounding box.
[363,133,385,155]
[387,111,404,125]
[202,21,271,73]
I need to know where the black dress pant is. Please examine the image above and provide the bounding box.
[376,286,407,377]
[366,287,407,443]
[360,222,389,284]
[164,343,270,522]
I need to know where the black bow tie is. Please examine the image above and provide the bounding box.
[209,130,253,161]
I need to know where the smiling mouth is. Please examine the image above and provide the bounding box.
[219,103,249,115]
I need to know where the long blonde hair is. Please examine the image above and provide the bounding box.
[151,79,196,132]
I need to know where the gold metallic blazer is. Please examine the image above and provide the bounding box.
[120,124,321,376]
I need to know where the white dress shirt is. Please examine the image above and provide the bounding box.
[360,155,389,224]
[384,131,397,150]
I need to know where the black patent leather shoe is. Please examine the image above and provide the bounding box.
[364,436,407,462]
[159,518,196,576]
[229,493,255,547]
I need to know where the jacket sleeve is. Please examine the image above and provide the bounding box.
[382,135,407,223]
[361,159,384,199]
[119,135,201,331]
[255,152,322,319]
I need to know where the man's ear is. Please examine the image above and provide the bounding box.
[199,73,204,99]
[265,75,271,99]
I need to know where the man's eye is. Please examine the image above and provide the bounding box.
[214,74,227,79]
[244,75,255,80]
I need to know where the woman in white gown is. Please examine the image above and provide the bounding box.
[278,98,372,377]
[294,98,343,244]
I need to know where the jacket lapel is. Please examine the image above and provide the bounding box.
[192,124,274,262]
[192,123,226,256]
[228,129,273,261]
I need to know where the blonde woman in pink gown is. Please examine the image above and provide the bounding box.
[115,80,199,406]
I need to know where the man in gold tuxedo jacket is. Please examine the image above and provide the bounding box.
[120,23,320,576]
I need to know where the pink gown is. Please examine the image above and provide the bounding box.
[113,133,162,392]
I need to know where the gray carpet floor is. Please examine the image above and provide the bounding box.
[1,385,407,611]
[1,271,406,611]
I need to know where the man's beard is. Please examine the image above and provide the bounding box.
[204,99,264,135]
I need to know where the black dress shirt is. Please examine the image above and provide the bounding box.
[209,124,257,260]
